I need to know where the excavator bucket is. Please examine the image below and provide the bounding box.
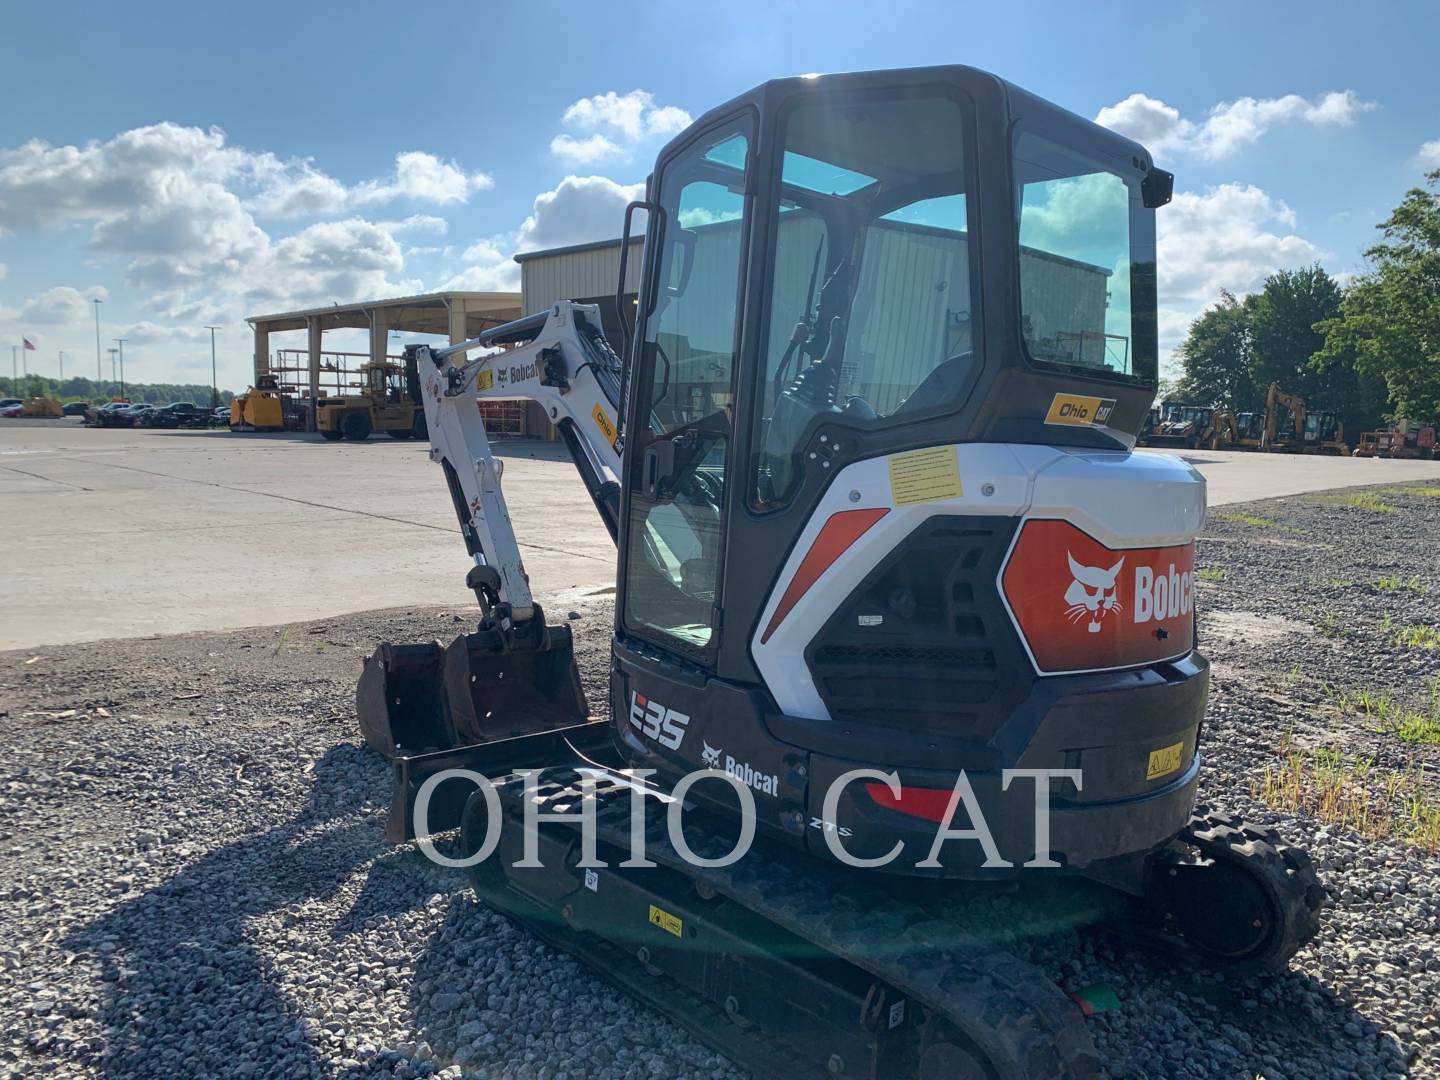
[356,621,590,759]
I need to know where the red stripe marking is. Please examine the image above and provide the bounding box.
[863,782,957,823]
[760,508,889,644]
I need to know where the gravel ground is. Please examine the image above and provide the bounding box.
[3,482,1440,1079]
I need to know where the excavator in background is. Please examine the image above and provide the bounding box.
[1260,382,1306,453]
[352,66,1322,1078]
[1300,411,1347,455]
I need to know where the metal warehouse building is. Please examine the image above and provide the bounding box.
[516,238,644,343]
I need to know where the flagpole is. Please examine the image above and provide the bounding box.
[10,344,15,394]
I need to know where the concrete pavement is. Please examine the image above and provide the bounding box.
[4,420,1439,650]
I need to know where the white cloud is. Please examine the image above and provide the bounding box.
[379,214,449,236]
[562,90,690,141]
[1094,94,1194,155]
[352,151,492,206]
[550,133,625,165]
[461,238,505,262]
[517,174,644,252]
[1419,139,1440,167]
[248,161,349,218]
[20,285,110,324]
[550,90,690,164]
[1156,183,1322,357]
[1095,89,1377,160]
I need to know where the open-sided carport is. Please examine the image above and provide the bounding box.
[246,291,522,431]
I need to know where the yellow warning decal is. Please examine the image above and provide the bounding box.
[889,446,962,507]
[648,904,683,938]
[1044,393,1117,428]
[1146,741,1184,781]
[476,368,494,392]
[592,402,619,447]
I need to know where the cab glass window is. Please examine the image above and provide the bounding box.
[752,91,975,510]
[1014,130,1157,381]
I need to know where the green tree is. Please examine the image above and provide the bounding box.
[1174,291,1256,408]
[1249,264,1343,400]
[1316,171,1440,424]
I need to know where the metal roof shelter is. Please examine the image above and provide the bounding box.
[246,291,521,430]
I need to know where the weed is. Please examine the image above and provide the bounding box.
[1314,612,1343,638]
[1196,567,1226,583]
[1251,746,1440,854]
[1381,486,1440,499]
[1395,625,1440,651]
[1333,684,1440,745]
[1210,510,1275,528]
[1376,575,1428,593]
[1308,492,1394,513]
[1325,578,1356,588]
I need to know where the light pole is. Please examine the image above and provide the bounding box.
[59,351,65,381]
[92,298,103,383]
[108,348,118,388]
[205,326,221,409]
[114,338,127,398]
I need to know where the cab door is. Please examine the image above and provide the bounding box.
[619,117,753,660]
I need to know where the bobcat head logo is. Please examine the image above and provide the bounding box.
[1064,552,1125,634]
[701,741,722,768]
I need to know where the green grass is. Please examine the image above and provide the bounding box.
[1377,575,1428,593]
[1394,624,1440,651]
[1307,491,1395,513]
[1314,612,1344,638]
[1196,567,1226,582]
[1325,578,1357,588]
[1333,683,1440,744]
[1211,510,1275,528]
[1382,486,1440,499]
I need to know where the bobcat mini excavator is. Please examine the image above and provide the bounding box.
[357,65,1322,1079]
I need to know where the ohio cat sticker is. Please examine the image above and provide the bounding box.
[999,519,1194,674]
[1044,393,1117,428]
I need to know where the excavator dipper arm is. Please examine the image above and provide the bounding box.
[410,301,624,626]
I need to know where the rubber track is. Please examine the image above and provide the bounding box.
[498,771,1103,1080]
[1176,804,1325,975]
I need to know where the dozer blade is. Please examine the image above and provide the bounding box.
[356,620,590,759]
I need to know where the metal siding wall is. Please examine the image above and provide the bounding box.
[1018,251,1110,366]
[521,242,644,314]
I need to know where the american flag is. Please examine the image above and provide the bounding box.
[22,336,36,350]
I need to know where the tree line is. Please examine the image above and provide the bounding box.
[0,374,233,406]
[1172,171,1440,439]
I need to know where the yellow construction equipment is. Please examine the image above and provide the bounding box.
[20,397,63,418]
[314,359,427,442]
[230,375,285,432]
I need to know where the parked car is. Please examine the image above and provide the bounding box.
[149,401,209,429]
[0,402,22,418]
[116,402,159,426]
[211,406,231,427]
[0,398,22,410]
[62,402,90,416]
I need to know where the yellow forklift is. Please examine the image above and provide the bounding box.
[314,359,427,441]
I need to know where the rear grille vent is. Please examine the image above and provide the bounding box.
[803,515,1027,740]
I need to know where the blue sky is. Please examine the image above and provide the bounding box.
[2,0,1437,391]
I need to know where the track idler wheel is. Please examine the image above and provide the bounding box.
[1144,805,1325,975]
